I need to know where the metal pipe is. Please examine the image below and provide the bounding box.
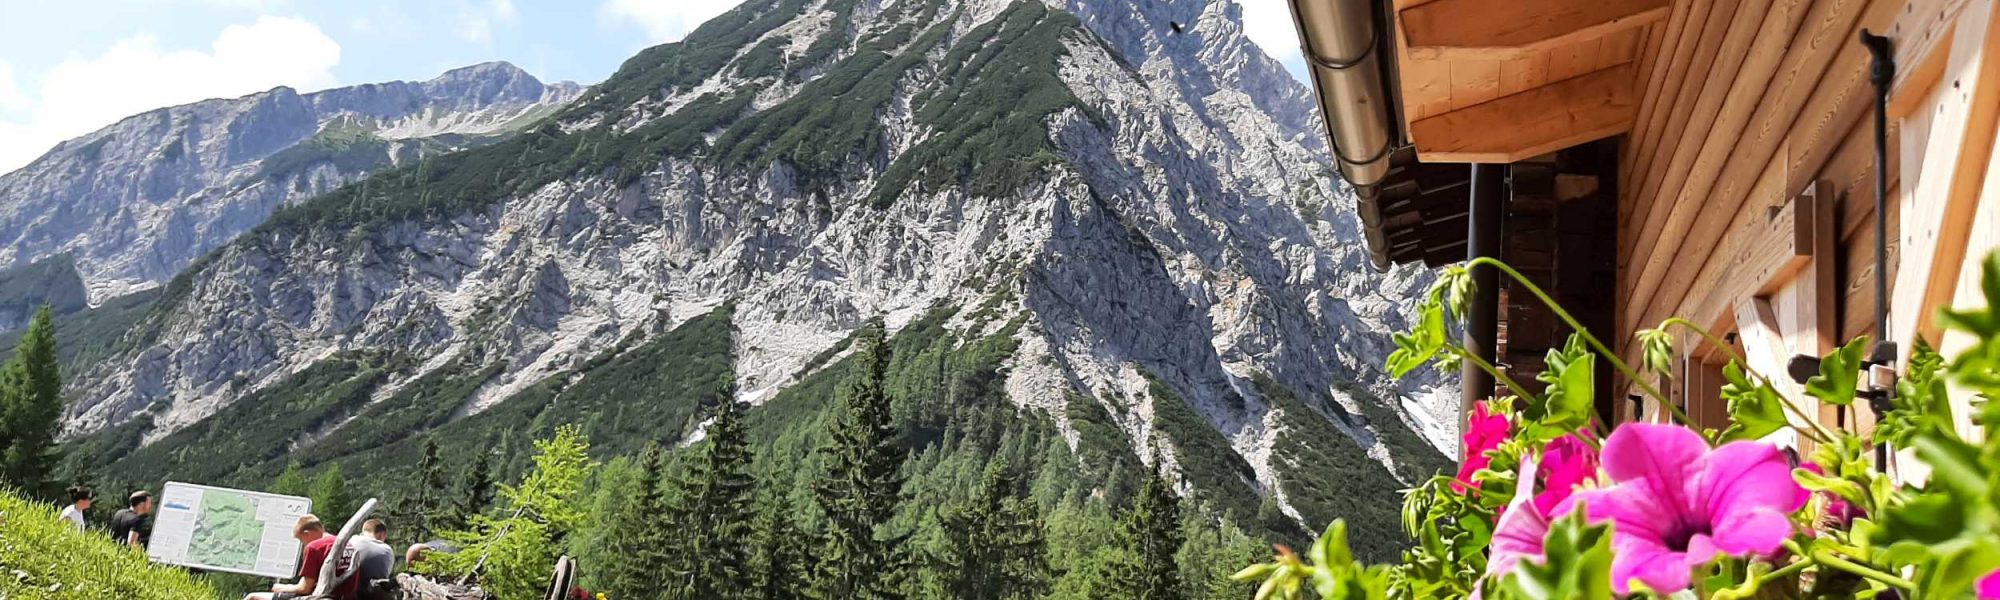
[1462,164,1505,430]
[1287,0,1400,190]
[1861,30,1894,467]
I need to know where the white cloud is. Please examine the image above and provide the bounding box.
[597,0,746,44]
[0,16,341,174]
[0,61,29,113]
[455,0,520,44]
[1235,0,1310,81]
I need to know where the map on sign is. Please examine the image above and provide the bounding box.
[148,482,313,578]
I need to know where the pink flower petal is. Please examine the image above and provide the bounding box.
[1607,533,1694,595]
[1977,567,2000,599]
[1601,424,1706,486]
[1693,441,1808,521]
[1708,508,1795,556]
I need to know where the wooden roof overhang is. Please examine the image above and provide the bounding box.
[1289,0,1668,269]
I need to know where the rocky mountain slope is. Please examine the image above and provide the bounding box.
[52,0,1455,541]
[0,62,583,306]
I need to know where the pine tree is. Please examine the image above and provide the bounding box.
[311,465,356,523]
[450,451,496,529]
[272,461,311,497]
[931,462,1051,600]
[748,485,811,600]
[662,398,759,599]
[812,329,911,600]
[0,306,62,496]
[1124,466,1185,600]
[578,447,667,599]
[409,439,451,542]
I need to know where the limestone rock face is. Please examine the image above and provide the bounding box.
[49,0,1457,519]
[0,62,582,304]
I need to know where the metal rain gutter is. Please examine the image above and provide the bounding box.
[1286,0,1405,270]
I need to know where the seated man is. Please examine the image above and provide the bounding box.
[350,519,397,600]
[246,515,361,600]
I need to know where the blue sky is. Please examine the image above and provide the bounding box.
[0,0,1307,174]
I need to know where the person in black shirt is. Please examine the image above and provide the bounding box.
[108,490,153,549]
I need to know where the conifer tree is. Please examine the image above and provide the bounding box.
[748,485,811,600]
[452,451,496,526]
[273,461,311,497]
[0,306,61,495]
[580,447,667,599]
[311,464,356,523]
[812,329,911,600]
[408,439,450,542]
[1124,464,1185,600]
[662,398,758,599]
[931,462,1051,600]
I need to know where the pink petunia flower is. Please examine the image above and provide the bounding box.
[1980,568,2000,599]
[1486,456,1552,580]
[1455,401,1510,492]
[1534,433,1599,515]
[1557,424,1806,595]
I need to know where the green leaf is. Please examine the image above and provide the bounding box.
[1805,336,1869,407]
[1387,302,1448,378]
[1233,563,1278,582]
[1717,361,1785,442]
[1494,507,1614,600]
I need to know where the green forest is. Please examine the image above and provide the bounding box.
[2,297,1441,599]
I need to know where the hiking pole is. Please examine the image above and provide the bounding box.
[1859,29,1896,468]
[459,506,532,587]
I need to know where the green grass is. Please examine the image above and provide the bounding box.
[0,489,218,600]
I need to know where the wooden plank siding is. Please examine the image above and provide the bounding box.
[1615,0,1902,379]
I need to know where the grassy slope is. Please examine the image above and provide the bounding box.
[0,490,218,600]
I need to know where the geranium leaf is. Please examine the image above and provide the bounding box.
[1805,336,1868,407]
[1718,361,1785,442]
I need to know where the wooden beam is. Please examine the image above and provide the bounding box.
[1889,0,1975,111]
[1735,296,1807,448]
[1411,63,1639,163]
[1401,0,1671,60]
[1893,0,2000,364]
[1619,0,1698,205]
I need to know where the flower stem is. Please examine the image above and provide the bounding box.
[1456,347,1539,406]
[1813,552,1914,590]
[1661,318,1837,444]
[1465,258,1695,428]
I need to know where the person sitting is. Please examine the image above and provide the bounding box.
[350,519,397,600]
[58,486,93,531]
[108,491,152,549]
[246,514,361,600]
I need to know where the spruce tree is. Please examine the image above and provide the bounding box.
[451,451,496,527]
[409,439,450,542]
[1124,465,1185,600]
[311,465,356,523]
[272,461,311,497]
[0,306,61,495]
[581,447,667,599]
[931,462,1050,600]
[812,330,911,600]
[662,398,759,599]
[748,485,811,600]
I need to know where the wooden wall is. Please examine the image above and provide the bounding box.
[1613,0,2000,456]
[1611,0,1906,429]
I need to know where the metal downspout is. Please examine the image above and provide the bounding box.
[1463,164,1505,427]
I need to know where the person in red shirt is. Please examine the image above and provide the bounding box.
[244,515,361,600]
